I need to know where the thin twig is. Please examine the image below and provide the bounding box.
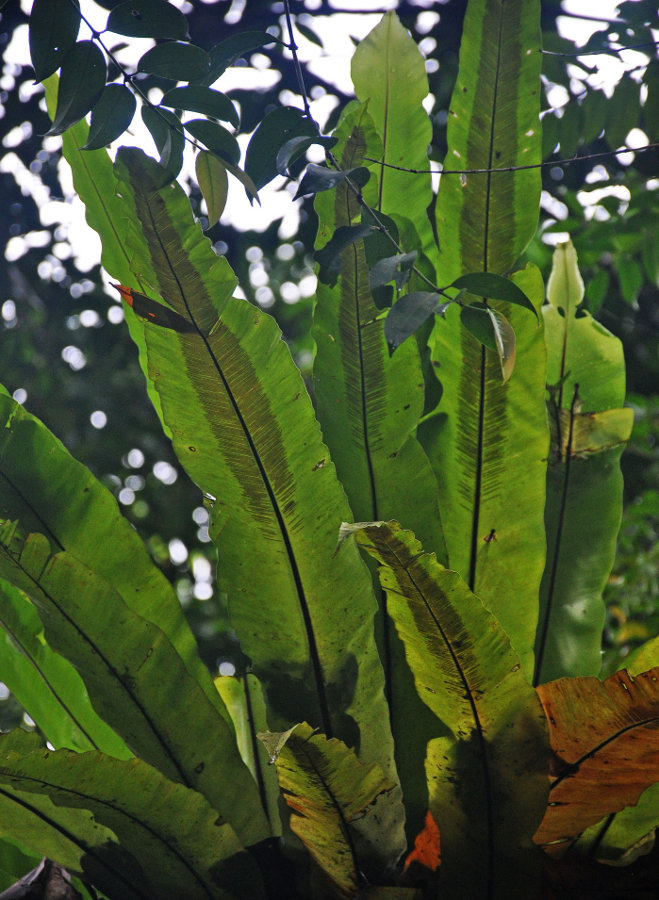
[542,40,659,57]
[362,142,659,176]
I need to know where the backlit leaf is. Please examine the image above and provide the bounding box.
[195,150,228,225]
[0,730,254,899]
[83,83,136,150]
[533,667,659,852]
[106,0,189,40]
[259,722,402,895]
[29,0,80,83]
[315,223,376,286]
[47,41,106,136]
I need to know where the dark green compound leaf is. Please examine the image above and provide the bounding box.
[315,223,377,287]
[106,0,189,40]
[206,31,282,83]
[161,85,239,128]
[29,0,80,83]
[245,107,317,190]
[451,272,538,320]
[47,41,106,136]
[385,292,450,352]
[275,135,337,176]
[141,106,184,182]
[83,83,136,150]
[183,119,240,167]
[138,41,209,82]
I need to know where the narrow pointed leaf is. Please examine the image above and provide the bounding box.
[111,147,397,785]
[0,528,268,848]
[138,42,209,82]
[422,265,548,675]
[535,240,632,684]
[47,42,106,136]
[488,307,516,382]
[215,674,281,837]
[275,135,337,176]
[141,106,184,180]
[459,303,497,351]
[29,0,80,83]
[0,388,224,722]
[161,86,239,127]
[451,272,538,320]
[0,730,255,899]
[0,578,129,757]
[259,722,402,896]
[196,151,229,226]
[83,83,136,150]
[312,106,445,841]
[343,521,549,898]
[533,668,659,852]
[351,12,435,259]
[106,0,189,40]
[183,119,240,166]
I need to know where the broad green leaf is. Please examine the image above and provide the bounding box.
[0,578,129,757]
[183,119,240,166]
[351,12,435,260]
[0,527,268,848]
[535,240,632,684]
[625,635,659,675]
[343,522,549,898]
[459,303,498,351]
[245,107,317,190]
[111,148,398,790]
[29,0,80,83]
[83,83,136,150]
[106,0,189,41]
[0,730,256,899]
[259,722,403,895]
[533,668,659,853]
[312,104,446,841]
[215,674,281,837]
[385,292,449,353]
[421,265,548,676]
[0,838,40,893]
[0,388,223,722]
[47,41,106,136]
[206,32,281,83]
[161,86,239,127]
[433,0,542,282]
[138,41,209,82]
[196,151,228,225]
[0,739,143,900]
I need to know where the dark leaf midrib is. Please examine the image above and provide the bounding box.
[140,194,333,738]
